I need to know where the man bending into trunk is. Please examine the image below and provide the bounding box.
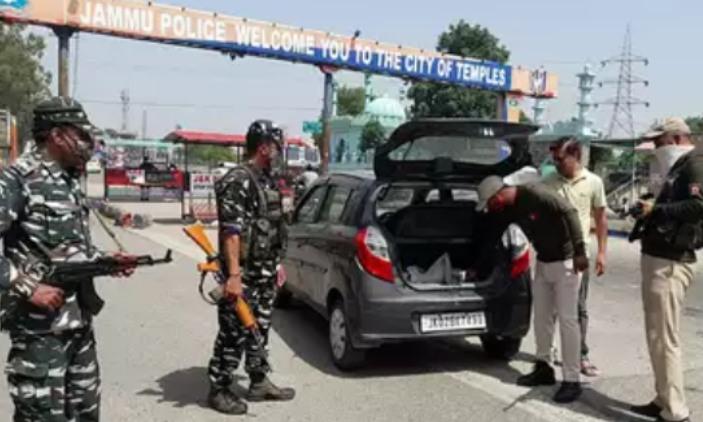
[475,175,589,403]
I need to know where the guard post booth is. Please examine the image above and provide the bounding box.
[163,130,246,222]
[102,138,182,202]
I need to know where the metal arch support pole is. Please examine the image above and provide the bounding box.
[53,27,75,99]
[495,92,508,121]
[320,70,334,174]
[182,142,189,221]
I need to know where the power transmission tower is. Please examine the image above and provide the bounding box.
[120,90,130,133]
[596,25,650,138]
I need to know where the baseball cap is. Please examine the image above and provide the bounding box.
[641,117,691,140]
[475,175,505,212]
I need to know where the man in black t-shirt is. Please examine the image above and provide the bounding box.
[476,175,588,403]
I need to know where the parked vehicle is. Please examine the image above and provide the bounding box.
[212,161,237,180]
[278,119,539,370]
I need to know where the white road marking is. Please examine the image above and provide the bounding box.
[438,368,605,422]
[130,224,608,422]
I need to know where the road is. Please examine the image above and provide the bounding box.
[0,213,702,421]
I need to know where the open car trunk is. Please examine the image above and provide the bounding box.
[375,187,512,289]
[369,119,539,290]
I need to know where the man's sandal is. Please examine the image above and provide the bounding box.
[581,360,600,377]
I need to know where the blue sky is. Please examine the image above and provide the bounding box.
[31,0,703,139]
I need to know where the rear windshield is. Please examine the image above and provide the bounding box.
[388,136,512,165]
[375,186,477,216]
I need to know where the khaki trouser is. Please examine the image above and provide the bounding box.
[533,259,582,382]
[641,254,695,421]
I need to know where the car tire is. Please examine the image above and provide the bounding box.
[328,300,366,371]
[480,334,522,361]
[274,284,294,309]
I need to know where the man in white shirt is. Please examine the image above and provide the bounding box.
[543,137,608,377]
[298,164,319,188]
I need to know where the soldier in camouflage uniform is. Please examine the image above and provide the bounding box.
[0,97,136,421]
[208,119,295,415]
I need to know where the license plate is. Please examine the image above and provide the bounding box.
[420,312,486,333]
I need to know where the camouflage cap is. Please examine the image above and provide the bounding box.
[641,117,691,140]
[32,97,97,137]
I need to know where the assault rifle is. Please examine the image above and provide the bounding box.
[183,222,272,371]
[28,250,174,284]
[11,250,174,317]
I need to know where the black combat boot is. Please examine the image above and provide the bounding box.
[208,387,248,415]
[517,360,557,387]
[247,372,296,402]
[553,382,582,403]
[630,401,662,418]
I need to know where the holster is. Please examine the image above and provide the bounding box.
[672,222,703,250]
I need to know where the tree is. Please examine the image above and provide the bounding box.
[0,24,51,143]
[188,145,236,166]
[519,111,532,124]
[337,85,365,116]
[359,120,385,161]
[685,116,703,137]
[407,21,510,119]
[589,146,614,172]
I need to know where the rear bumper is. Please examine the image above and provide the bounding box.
[351,269,532,348]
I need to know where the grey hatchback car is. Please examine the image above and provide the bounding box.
[277,119,538,370]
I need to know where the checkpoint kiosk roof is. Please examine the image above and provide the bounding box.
[163,130,311,147]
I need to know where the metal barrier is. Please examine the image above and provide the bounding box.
[182,172,217,221]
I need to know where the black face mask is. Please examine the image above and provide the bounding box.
[50,126,95,170]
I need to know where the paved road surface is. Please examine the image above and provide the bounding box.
[0,214,702,421]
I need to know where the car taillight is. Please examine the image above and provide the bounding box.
[502,224,531,279]
[355,226,394,283]
[510,249,530,278]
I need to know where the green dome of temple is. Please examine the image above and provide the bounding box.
[364,95,406,125]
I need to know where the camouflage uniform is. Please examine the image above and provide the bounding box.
[208,163,286,389]
[0,99,103,422]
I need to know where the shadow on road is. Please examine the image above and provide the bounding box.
[578,388,654,422]
[273,301,530,382]
[273,301,652,422]
[153,217,192,225]
[137,366,247,409]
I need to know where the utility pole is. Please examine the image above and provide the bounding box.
[54,27,75,99]
[141,110,148,139]
[120,90,130,134]
[597,24,650,139]
[72,33,80,98]
[318,67,336,174]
